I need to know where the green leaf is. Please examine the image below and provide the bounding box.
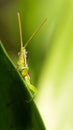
[0,41,46,130]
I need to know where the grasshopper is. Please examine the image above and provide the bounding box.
[17,12,47,96]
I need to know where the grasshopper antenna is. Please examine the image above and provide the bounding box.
[17,12,23,48]
[24,18,47,48]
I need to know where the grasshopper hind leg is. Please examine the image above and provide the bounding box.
[24,77,37,103]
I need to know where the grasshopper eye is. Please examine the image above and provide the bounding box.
[26,51,28,57]
[18,52,20,56]
[26,51,28,55]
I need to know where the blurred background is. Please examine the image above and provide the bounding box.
[0,0,73,130]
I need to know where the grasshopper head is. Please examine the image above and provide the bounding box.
[17,47,27,70]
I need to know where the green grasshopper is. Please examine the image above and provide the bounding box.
[17,12,47,96]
